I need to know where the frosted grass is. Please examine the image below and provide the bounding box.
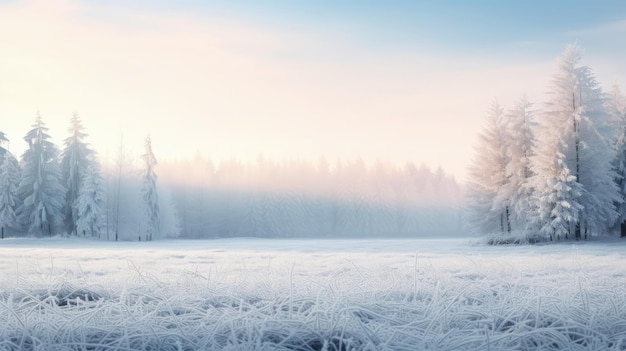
[1,238,626,350]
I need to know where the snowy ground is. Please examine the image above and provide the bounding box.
[1,237,626,350]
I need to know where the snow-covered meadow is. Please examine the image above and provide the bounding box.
[1,237,625,350]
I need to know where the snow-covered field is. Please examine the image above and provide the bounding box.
[1,237,626,350]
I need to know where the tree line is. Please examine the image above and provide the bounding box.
[160,157,462,238]
[0,113,161,240]
[467,44,626,242]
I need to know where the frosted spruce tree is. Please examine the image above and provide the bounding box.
[17,114,66,236]
[0,151,20,239]
[529,44,618,240]
[0,131,10,182]
[608,85,626,236]
[499,96,535,233]
[60,113,94,235]
[529,135,583,240]
[75,163,104,237]
[141,135,159,241]
[0,131,8,158]
[560,46,618,238]
[466,101,511,235]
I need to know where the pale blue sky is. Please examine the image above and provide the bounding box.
[1,0,625,180]
[93,0,626,50]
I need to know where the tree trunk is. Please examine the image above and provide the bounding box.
[621,221,626,238]
[573,92,581,241]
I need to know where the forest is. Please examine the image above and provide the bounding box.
[0,116,463,240]
[467,44,626,242]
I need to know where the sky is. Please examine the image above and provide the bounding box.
[1,0,626,182]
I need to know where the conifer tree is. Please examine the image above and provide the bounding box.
[17,113,65,236]
[75,163,104,237]
[141,135,159,241]
[529,44,618,239]
[466,101,511,234]
[60,113,93,235]
[499,96,535,232]
[0,131,8,158]
[0,151,20,238]
[608,85,626,236]
[530,137,584,240]
[575,59,619,237]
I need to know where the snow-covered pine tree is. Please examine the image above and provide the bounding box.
[0,131,9,179]
[0,131,8,159]
[141,135,159,241]
[608,84,626,236]
[565,45,619,238]
[529,44,618,240]
[466,101,511,235]
[576,68,620,237]
[0,151,20,238]
[530,136,584,240]
[499,96,535,233]
[75,163,105,237]
[60,113,94,235]
[17,113,66,236]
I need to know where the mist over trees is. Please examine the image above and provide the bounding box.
[0,117,463,240]
[467,44,626,241]
[160,157,462,238]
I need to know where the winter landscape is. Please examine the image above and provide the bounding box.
[3,0,626,350]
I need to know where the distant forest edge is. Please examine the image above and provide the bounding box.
[162,158,462,238]
[0,116,462,240]
[467,44,626,242]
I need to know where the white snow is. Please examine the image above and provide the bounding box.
[1,237,626,350]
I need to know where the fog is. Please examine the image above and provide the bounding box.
[151,156,464,239]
